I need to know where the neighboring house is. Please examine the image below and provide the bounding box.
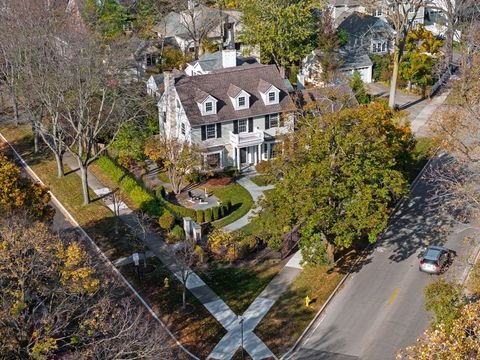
[147,74,165,97]
[127,37,162,79]
[157,64,296,170]
[151,2,243,55]
[302,12,392,84]
[298,83,359,116]
[185,49,257,76]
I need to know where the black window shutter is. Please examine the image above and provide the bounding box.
[201,125,206,140]
[216,123,222,138]
[233,120,239,134]
[265,115,270,130]
[248,117,253,132]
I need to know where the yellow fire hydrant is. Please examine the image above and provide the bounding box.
[305,295,311,307]
[164,277,169,289]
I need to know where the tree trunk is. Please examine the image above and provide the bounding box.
[79,162,90,205]
[7,86,19,127]
[54,152,64,178]
[182,284,186,309]
[445,27,454,66]
[389,51,400,109]
[33,125,39,154]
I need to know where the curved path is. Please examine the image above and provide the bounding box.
[223,176,274,232]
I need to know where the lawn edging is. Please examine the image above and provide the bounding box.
[0,133,199,360]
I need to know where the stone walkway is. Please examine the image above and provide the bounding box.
[62,152,301,360]
[223,176,274,232]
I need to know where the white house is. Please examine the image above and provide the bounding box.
[157,64,296,171]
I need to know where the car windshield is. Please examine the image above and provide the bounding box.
[424,248,441,261]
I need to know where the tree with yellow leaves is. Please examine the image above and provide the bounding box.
[0,154,53,221]
[0,213,172,359]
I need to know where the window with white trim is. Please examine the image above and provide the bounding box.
[268,113,279,127]
[238,119,247,133]
[268,92,276,103]
[238,96,246,107]
[181,123,186,135]
[206,153,221,168]
[206,124,216,139]
[205,101,213,114]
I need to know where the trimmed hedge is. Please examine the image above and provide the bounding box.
[196,210,205,223]
[204,208,212,223]
[95,156,162,216]
[155,185,196,220]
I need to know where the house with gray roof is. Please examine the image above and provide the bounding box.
[302,12,394,85]
[158,64,296,170]
[185,49,257,76]
[151,2,243,56]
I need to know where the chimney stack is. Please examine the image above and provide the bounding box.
[222,48,237,68]
[163,71,177,137]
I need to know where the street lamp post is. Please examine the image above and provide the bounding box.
[238,315,244,360]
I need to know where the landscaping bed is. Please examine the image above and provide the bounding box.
[121,258,226,358]
[250,174,274,187]
[211,183,253,228]
[254,263,344,357]
[201,259,283,315]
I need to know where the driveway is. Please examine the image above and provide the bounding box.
[291,154,478,360]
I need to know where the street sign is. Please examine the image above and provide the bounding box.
[132,252,140,266]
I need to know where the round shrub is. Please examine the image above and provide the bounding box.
[241,235,258,253]
[196,209,205,223]
[169,225,185,243]
[185,169,207,184]
[204,208,212,223]
[212,206,220,221]
[158,211,175,230]
[219,205,225,219]
[194,245,207,264]
[255,161,271,174]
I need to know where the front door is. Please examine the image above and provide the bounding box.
[240,147,247,164]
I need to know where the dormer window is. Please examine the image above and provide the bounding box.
[238,96,246,107]
[205,102,213,113]
[258,79,280,105]
[268,92,276,103]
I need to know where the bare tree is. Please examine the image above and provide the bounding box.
[427,0,472,66]
[428,21,480,221]
[174,237,199,310]
[366,0,428,108]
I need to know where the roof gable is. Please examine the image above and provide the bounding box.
[174,64,295,126]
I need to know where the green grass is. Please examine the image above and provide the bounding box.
[249,175,273,187]
[255,264,344,357]
[0,125,140,259]
[121,258,225,358]
[211,183,254,228]
[201,260,282,314]
[408,136,434,183]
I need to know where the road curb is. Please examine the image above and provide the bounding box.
[0,132,200,360]
[280,150,441,359]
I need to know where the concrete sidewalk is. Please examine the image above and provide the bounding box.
[62,153,279,359]
[223,176,274,232]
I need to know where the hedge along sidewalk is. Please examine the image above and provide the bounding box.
[95,156,235,224]
[60,152,258,352]
[0,132,199,360]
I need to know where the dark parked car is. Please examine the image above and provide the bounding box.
[419,245,452,274]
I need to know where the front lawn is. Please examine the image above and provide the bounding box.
[211,183,253,228]
[255,264,344,357]
[121,258,226,358]
[201,260,283,315]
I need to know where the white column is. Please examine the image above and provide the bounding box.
[236,147,241,169]
[258,144,262,163]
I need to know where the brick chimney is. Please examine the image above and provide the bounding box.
[163,71,177,137]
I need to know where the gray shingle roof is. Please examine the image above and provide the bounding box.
[188,51,258,72]
[172,64,295,126]
[338,12,393,40]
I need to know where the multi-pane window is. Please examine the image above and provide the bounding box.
[238,119,247,133]
[205,102,213,113]
[268,114,279,127]
[181,123,186,135]
[206,153,220,168]
[238,96,246,107]
[206,124,216,139]
[268,92,276,103]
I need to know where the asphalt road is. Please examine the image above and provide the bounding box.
[292,155,478,360]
